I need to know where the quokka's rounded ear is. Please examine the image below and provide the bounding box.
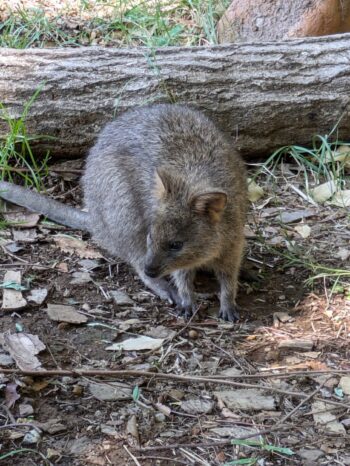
[191,191,227,223]
[154,169,167,200]
[154,167,181,199]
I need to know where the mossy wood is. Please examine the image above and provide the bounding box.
[1,33,350,159]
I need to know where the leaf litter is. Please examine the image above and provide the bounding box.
[0,157,350,465]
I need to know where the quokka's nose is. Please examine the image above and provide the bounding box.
[144,265,160,278]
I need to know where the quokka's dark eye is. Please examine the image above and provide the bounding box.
[168,241,183,251]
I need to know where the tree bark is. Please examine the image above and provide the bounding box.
[1,33,350,160]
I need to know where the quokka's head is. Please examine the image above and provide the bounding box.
[144,167,227,278]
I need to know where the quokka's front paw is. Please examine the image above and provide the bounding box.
[218,304,240,322]
[176,303,197,320]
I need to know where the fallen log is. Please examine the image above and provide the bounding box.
[1,33,350,160]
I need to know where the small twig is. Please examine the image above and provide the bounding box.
[136,456,188,465]
[0,167,83,175]
[135,439,231,452]
[123,445,142,466]
[1,404,16,424]
[0,422,41,432]
[288,183,317,206]
[1,244,29,264]
[0,368,314,398]
[3,367,350,379]
[45,343,62,370]
[171,304,201,339]
[134,424,295,452]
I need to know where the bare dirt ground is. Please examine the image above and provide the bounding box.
[1,160,350,465]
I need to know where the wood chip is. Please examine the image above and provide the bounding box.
[278,339,314,352]
[339,376,350,395]
[279,209,315,224]
[46,304,88,324]
[214,389,276,411]
[89,381,132,401]
[12,228,38,243]
[110,290,134,306]
[181,399,214,414]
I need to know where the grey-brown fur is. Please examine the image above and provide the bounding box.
[0,104,247,321]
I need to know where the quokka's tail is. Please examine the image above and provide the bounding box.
[0,180,89,231]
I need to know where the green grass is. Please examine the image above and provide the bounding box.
[0,1,230,49]
[0,448,50,464]
[256,229,350,294]
[0,7,79,48]
[0,218,13,229]
[262,134,350,192]
[251,139,350,293]
[0,87,51,189]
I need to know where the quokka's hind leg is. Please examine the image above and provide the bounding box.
[215,239,245,322]
[172,269,196,318]
[136,266,180,305]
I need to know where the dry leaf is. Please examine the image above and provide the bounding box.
[56,262,69,273]
[312,401,346,434]
[5,382,20,408]
[327,190,350,207]
[324,145,350,167]
[3,209,40,228]
[294,224,311,238]
[339,377,350,395]
[106,335,164,351]
[1,332,46,371]
[247,178,264,202]
[155,402,172,417]
[27,288,48,305]
[336,248,350,261]
[53,234,102,259]
[309,181,336,203]
[126,414,140,445]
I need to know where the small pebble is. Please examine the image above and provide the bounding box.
[188,330,198,339]
[82,303,91,312]
[72,385,83,396]
[62,377,75,385]
[23,429,41,444]
[47,448,61,460]
[19,403,34,417]
[155,412,166,423]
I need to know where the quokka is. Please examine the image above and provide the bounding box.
[0,104,247,321]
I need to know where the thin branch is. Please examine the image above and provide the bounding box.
[2,368,350,407]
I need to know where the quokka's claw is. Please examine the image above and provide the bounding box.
[218,305,240,322]
[176,304,196,320]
